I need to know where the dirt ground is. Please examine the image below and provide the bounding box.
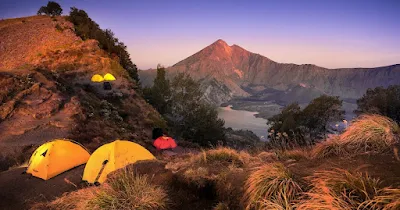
[0,165,85,210]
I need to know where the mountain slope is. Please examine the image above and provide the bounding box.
[0,16,163,151]
[139,39,400,116]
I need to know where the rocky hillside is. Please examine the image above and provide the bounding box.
[139,39,400,116]
[0,16,163,153]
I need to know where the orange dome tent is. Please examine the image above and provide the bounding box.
[153,136,177,150]
[82,140,155,184]
[26,139,90,180]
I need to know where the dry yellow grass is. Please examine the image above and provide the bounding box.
[195,147,246,167]
[312,115,399,158]
[311,135,343,159]
[243,163,303,210]
[46,187,98,210]
[361,188,400,210]
[277,148,311,161]
[297,168,381,210]
[213,202,230,210]
[87,168,168,210]
[257,151,278,162]
[47,168,168,210]
[339,115,399,153]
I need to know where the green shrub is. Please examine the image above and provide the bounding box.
[55,23,63,32]
[37,1,62,16]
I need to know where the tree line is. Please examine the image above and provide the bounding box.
[143,66,225,147]
[267,85,400,149]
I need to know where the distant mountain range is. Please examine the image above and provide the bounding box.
[139,39,400,118]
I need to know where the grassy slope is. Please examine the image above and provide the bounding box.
[39,115,400,210]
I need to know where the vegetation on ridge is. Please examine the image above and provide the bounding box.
[267,95,344,149]
[143,66,225,146]
[67,7,139,82]
[37,1,62,16]
[356,85,400,124]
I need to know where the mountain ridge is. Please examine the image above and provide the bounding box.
[139,39,400,117]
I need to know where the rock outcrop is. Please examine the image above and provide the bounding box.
[0,16,163,150]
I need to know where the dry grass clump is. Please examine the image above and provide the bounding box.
[195,147,246,167]
[45,187,97,210]
[46,168,168,210]
[213,202,230,210]
[339,115,399,153]
[277,148,311,161]
[310,135,343,159]
[297,168,381,209]
[244,163,303,210]
[312,115,399,158]
[361,188,400,210]
[87,168,168,210]
[166,148,250,209]
[257,151,278,162]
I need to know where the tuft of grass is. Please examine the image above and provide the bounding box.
[46,187,97,210]
[257,151,278,162]
[361,188,400,210]
[312,115,399,158]
[243,163,303,210]
[87,168,168,210]
[213,202,230,210]
[297,168,381,210]
[310,135,343,159]
[277,148,311,161]
[47,168,168,210]
[339,114,399,154]
[195,147,245,167]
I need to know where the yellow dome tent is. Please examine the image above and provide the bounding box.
[26,139,90,180]
[103,73,116,81]
[91,74,104,82]
[82,140,155,184]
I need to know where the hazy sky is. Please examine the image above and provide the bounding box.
[1,0,399,69]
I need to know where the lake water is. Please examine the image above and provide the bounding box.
[218,106,269,140]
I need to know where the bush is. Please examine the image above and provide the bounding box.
[268,95,344,149]
[144,71,225,146]
[356,85,400,124]
[168,73,225,146]
[87,169,168,210]
[37,1,62,16]
[55,23,63,32]
[311,115,399,158]
[244,163,303,209]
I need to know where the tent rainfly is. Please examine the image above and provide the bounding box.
[26,139,90,180]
